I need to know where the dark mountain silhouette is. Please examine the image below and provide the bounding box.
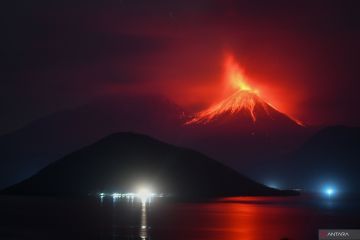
[269,126,360,192]
[0,94,185,189]
[2,132,295,197]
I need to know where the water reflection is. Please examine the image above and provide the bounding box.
[139,202,149,239]
[96,196,359,240]
[1,195,359,240]
[99,196,151,239]
[149,197,320,240]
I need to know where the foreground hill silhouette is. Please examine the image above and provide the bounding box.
[0,94,185,189]
[2,132,295,197]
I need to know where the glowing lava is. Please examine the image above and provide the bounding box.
[186,55,304,126]
[187,90,269,124]
[225,55,258,94]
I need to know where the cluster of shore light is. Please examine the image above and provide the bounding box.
[98,188,164,202]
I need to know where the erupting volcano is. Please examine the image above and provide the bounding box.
[187,55,303,127]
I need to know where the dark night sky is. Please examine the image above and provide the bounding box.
[1,0,360,135]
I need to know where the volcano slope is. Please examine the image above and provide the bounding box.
[183,89,315,173]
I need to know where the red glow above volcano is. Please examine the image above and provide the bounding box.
[186,55,304,126]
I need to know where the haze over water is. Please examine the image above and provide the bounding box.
[0,195,359,240]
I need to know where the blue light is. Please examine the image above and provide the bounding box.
[323,186,336,198]
[326,188,334,196]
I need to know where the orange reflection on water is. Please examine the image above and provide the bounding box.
[207,197,313,240]
[152,197,314,240]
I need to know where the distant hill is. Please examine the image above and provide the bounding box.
[2,132,295,197]
[272,126,360,192]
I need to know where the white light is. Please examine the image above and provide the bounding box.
[112,193,121,198]
[137,187,153,202]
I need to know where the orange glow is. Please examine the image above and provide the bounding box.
[186,54,304,126]
[225,55,258,94]
[204,197,311,240]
